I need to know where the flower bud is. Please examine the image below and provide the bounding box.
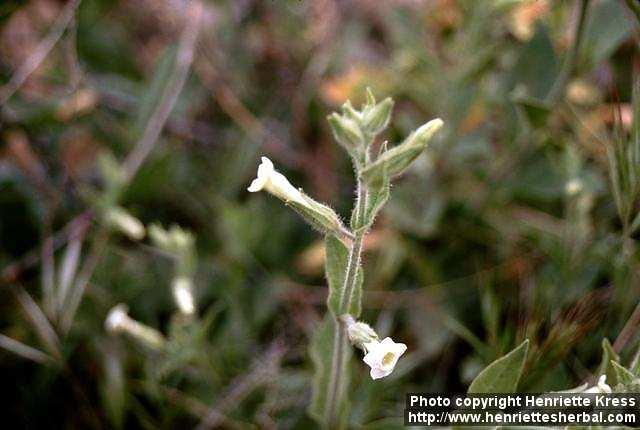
[149,224,194,256]
[362,97,394,136]
[341,100,362,122]
[327,113,365,153]
[361,118,443,187]
[172,276,195,315]
[98,152,126,191]
[104,207,145,240]
[341,314,379,348]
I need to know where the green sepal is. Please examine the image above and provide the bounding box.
[287,194,349,239]
[361,118,443,188]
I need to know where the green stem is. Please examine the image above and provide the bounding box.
[324,178,368,428]
[546,0,591,105]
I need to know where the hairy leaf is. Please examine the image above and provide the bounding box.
[611,361,635,386]
[468,340,529,393]
[309,315,350,429]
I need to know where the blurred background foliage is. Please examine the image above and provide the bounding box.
[1,0,640,428]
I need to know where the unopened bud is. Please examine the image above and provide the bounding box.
[98,153,126,191]
[361,118,443,186]
[327,113,365,153]
[172,277,195,315]
[340,314,379,349]
[362,98,394,136]
[104,207,145,240]
[341,100,362,122]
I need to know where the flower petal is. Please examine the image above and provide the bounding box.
[370,366,391,380]
[247,177,266,192]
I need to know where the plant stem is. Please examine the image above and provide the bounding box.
[546,0,591,105]
[324,178,368,428]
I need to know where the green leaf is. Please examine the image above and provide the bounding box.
[325,235,363,317]
[611,361,635,386]
[363,179,389,230]
[308,315,351,429]
[597,338,620,387]
[581,0,632,66]
[511,25,558,100]
[468,340,529,393]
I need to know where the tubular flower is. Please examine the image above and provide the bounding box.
[105,304,130,333]
[362,337,407,380]
[247,157,308,206]
[104,304,165,350]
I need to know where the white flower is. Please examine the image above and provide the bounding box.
[104,303,165,349]
[565,178,583,196]
[172,277,195,315]
[362,337,407,380]
[105,304,130,333]
[247,157,308,206]
[584,375,612,394]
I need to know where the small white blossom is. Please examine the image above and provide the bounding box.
[105,304,130,333]
[583,375,612,394]
[362,337,407,380]
[565,178,583,196]
[172,277,195,315]
[104,304,165,349]
[247,157,308,206]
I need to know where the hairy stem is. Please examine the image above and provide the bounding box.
[324,177,368,428]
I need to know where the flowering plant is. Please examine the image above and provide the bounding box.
[249,89,442,428]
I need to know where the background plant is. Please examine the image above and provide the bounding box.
[1,0,640,428]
